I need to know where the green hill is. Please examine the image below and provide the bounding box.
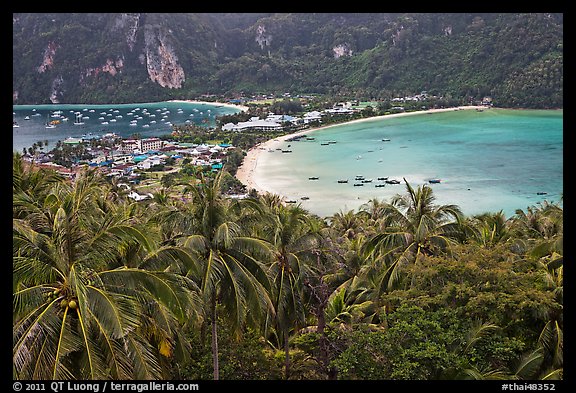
[12,13,563,108]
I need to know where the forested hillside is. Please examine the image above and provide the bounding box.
[13,13,563,108]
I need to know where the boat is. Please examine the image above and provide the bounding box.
[74,113,85,125]
[13,121,19,128]
[281,150,293,153]
[285,200,297,204]
[377,177,389,181]
[382,138,391,142]
[337,179,348,183]
[536,192,548,195]
[308,176,319,180]
[353,183,364,187]
[301,196,310,200]
[24,116,30,120]
[375,184,386,187]
[355,175,365,180]
[385,179,401,184]
[361,179,373,183]
[428,179,441,184]
[320,142,330,146]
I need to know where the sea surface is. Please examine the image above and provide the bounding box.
[12,101,240,153]
[254,108,563,218]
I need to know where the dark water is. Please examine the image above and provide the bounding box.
[13,101,240,153]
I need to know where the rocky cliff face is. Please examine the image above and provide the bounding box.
[14,13,192,103]
[143,26,185,89]
[37,41,58,73]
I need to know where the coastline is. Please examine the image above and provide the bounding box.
[235,105,486,195]
[167,99,249,113]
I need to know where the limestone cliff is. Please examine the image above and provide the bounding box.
[143,26,185,89]
[37,41,58,73]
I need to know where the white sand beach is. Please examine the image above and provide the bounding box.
[235,105,486,195]
[167,99,249,112]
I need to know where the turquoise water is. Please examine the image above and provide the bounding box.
[256,109,563,218]
[12,101,240,153]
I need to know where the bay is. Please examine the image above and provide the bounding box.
[12,101,241,153]
[254,108,563,218]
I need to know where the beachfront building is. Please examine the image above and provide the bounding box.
[222,117,283,132]
[302,111,323,124]
[324,107,356,115]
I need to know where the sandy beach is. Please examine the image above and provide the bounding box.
[167,99,249,113]
[235,105,486,195]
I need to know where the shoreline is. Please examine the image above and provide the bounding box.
[167,99,249,113]
[235,105,486,195]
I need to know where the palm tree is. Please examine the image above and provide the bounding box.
[328,209,368,240]
[13,152,64,210]
[362,179,464,292]
[467,210,511,248]
[179,171,274,380]
[13,163,200,379]
[258,202,318,379]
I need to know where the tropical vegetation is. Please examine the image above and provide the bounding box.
[13,13,562,108]
[13,153,563,380]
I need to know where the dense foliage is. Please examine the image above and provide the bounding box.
[13,153,563,380]
[13,13,562,108]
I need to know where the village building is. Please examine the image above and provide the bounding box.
[120,137,164,153]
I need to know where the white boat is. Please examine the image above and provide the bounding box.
[74,113,85,125]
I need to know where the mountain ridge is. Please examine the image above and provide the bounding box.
[12,13,563,108]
